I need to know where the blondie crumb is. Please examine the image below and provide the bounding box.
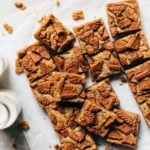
[56,0,61,7]
[14,1,27,10]
[3,23,13,33]
[72,10,84,20]
[19,120,30,130]
[54,144,61,150]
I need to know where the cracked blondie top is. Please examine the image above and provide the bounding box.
[126,61,150,127]
[107,0,141,37]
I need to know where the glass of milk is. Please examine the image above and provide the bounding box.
[0,57,6,77]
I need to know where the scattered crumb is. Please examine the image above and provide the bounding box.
[72,10,84,20]
[19,120,30,131]
[120,76,127,83]
[14,1,27,10]
[105,145,114,150]
[15,59,23,74]
[56,0,61,7]
[3,23,13,33]
[12,143,17,149]
[38,16,46,24]
[54,144,61,150]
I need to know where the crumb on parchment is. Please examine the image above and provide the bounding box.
[72,10,84,20]
[14,1,27,10]
[19,120,30,131]
[56,0,61,7]
[3,23,13,33]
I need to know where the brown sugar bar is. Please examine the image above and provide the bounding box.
[75,99,116,137]
[46,102,97,150]
[125,61,150,127]
[31,72,86,104]
[73,18,112,56]
[16,43,56,82]
[86,79,120,110]
[53,46,88,74]
[107,0,141,38]
[85,50,122,81]
[114,31,150,68]
[106,109,140,148]
[34,14,75,54]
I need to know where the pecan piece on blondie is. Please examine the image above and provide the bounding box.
[114,31,150,68]
[53,46,88,74]
[106,109,140,148]
[86,79,120,110]
[73,18,111,55]
[34,14,75,54]
[107,0,141,37]
[126,61,150,127]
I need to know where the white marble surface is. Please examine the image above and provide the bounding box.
[0,0,150,150]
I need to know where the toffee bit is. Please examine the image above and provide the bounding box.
[72,10,84,20]
[14,1,27,10]
[3,23,13,33]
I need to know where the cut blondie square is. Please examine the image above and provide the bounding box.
[34,14,75,54]
[73,18,112,56]
[126,61,150,127]
[114,31,150,68]
[107,0,141,38]
[45,102,97,150]
[75,99,116,137]
[106,109,140,148]
[16,43,56,82]
[53,46,88,74]
[31,72,86,105]
[86,79,120,110]
[85,50,122,81]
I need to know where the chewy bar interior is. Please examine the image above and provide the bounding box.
[16,43,56,82]
[75,99,117,137]
[85,50,122,81]
[107,0,141,38]
[114,31,150,68]
[53,46,88,74]
[34,14,75,54]
[106,109,140,148]
[46,103,97,150]
[31,72,86,104]
[86,79,120,110]
[73,18,112,56]
[126,61,150,127]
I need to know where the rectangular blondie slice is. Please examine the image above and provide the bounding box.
[106,109,140,148]
[31,72,86,104]
[53,46,88,74]
[85,50,122,81]
[75,99,116,137]
[46,102,97,150]
[86,79,120,110]
[114,31,150,68]
[107,0,141,38]
[34,14,75,54]
[126,61,150,127]
[73,18,112,55]
[16,43,56,82]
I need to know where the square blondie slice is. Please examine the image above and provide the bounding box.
[45,102,97,150]
[85,50,122,81]
[86,79,120,110]
[53,46,88,74]
[73,18,112,55]
[75,99,116,137]
[114,31,150,68]
[34,14,75,54]
[106,109,140,148]
[126,61,150,127]
[16,43,56,82]
[32,72,86,104]
[107,0,141,38]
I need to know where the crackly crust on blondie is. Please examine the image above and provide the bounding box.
[126,61,150,127]
[107,0,141,38]
[16,43,56,82]
[85,50,122,81]
[114,31,150,68]
[32,72,86,105]
[75,99,116,137]
[53,46,88,74]
[34,14,75,54]
[73,18,111,56]
[106,109,140,148]
[86,79,120,110]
